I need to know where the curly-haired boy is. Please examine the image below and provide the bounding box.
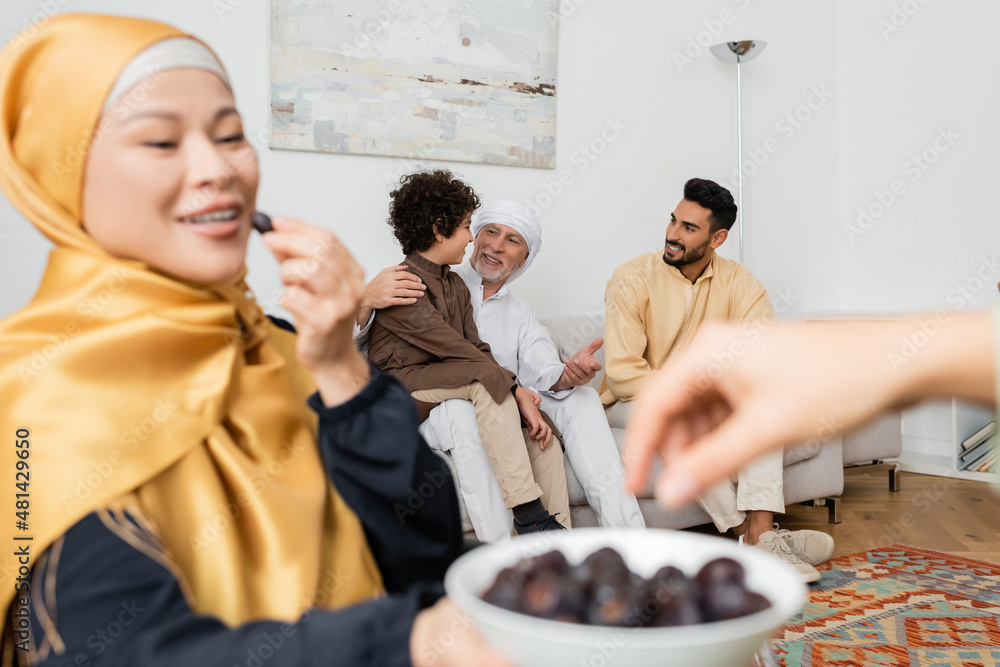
[367,170,570,534]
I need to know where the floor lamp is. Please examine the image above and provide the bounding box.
[709,40,767,265]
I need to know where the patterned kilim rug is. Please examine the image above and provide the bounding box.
[770,545,1000,666]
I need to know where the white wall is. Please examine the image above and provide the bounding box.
[837,0,1000,314]
[3,1,995,471]
[835,1,1000,464]
[0,0,841,323]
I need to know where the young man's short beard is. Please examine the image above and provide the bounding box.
[663,240,709,267]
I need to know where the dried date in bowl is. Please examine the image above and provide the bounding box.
[481,547,771,627]
[445,528,806,667]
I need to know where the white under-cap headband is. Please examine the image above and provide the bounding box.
[104,37,230,111]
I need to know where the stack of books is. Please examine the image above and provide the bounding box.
[958,421,997,473]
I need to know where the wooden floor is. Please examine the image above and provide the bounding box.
[776,465,1000,563]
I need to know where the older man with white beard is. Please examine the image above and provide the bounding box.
[358,201,644,541]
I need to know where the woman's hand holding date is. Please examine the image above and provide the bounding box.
[262,216,370,405]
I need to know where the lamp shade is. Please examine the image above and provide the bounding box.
[709,40,767,64]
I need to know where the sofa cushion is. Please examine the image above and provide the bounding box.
[540,313,606,393]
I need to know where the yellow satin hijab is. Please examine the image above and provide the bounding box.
[0,12,383,642]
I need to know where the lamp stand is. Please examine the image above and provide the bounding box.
[710,40,767,265]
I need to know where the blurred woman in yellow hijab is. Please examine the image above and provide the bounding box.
[0,13,509,667]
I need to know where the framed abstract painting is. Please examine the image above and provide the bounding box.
[269,0,559,169]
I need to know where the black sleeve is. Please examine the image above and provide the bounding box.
[308,365,464,593]
[268,314,463,589]
[25,512,439,667]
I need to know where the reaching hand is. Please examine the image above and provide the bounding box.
[624,313,996,509]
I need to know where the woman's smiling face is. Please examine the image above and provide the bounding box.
[81,67,259,284]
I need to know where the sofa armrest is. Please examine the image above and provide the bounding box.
[540,314,606,393]
[781,436,844,505]
[783,440,821,466]
[842,411,902,464]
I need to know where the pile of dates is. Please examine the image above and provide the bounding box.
[481,547,770,627]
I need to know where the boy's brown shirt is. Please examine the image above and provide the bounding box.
[367,253,517,420]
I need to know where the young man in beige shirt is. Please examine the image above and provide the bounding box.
[602,177,834,581]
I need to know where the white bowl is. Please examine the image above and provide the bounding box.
[444,528,805,667]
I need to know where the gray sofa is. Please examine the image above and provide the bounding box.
[436,313,848,537]
[840,412,902,491]
[540,315,846,530]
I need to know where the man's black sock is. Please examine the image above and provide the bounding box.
[512,498,548,525]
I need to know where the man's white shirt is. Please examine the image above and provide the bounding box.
[454,262,571,399]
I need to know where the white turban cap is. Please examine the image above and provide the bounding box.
[471,200,541,285]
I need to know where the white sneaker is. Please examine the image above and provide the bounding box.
[741,531,820,583]
[773,524,835,566]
